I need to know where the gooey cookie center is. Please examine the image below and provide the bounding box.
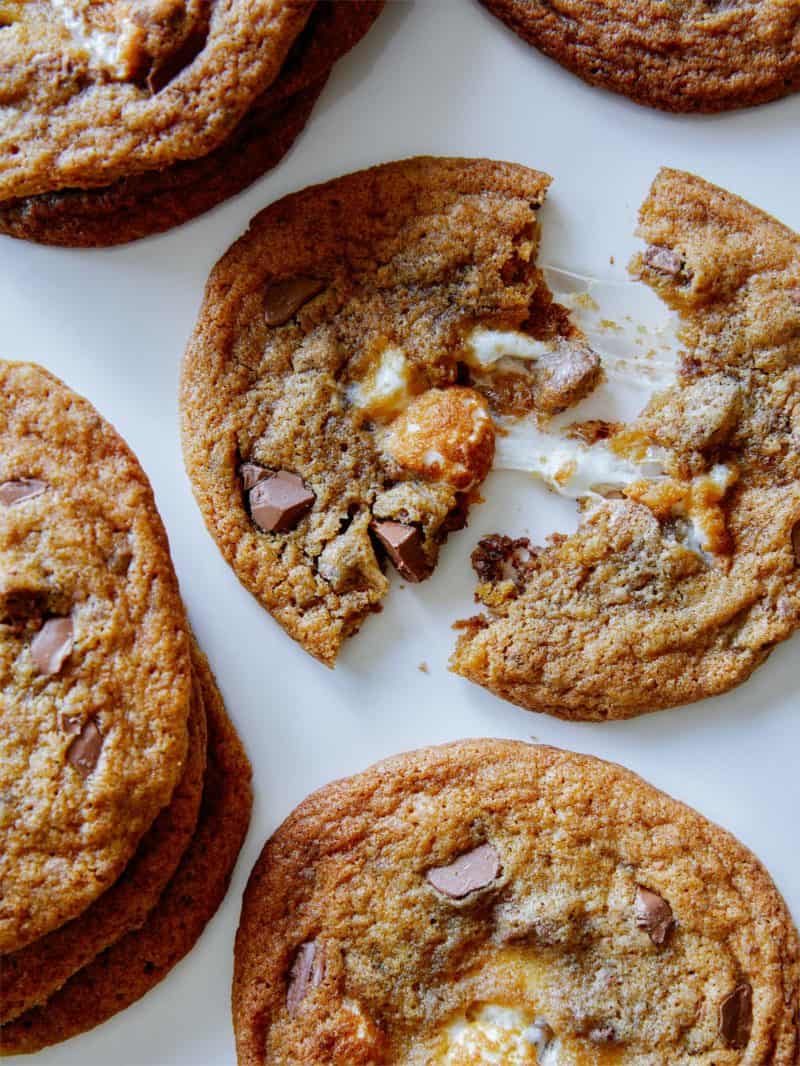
[11,0,209,87]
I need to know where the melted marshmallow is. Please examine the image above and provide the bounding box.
[486,267,682,499]
[441,1005,560,1065]
[495,418,664,499]
[50,0,134,75]
[347,347,413,419]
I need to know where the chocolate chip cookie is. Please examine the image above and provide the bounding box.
[0,642,252,1055]
[181,157,605,665]
[452,168,800,720]
[0,2,384,246]
[0,360,194,954]
[233,739,799,1064]
[479,0,800,112]
[0,657,207,1025]
[0,0,314,201]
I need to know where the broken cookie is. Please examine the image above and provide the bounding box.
[452,168,800,720]
[182,157,605,665]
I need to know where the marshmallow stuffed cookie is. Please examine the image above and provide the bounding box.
[452,169,800,720]
[181,157,608,665]
[233,740,800,1065]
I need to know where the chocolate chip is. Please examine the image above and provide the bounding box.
[643,244,687,278]
[0,478,46,506]
[792,521,800,564]
[426,843,501,899]
[66,720,103,778]
[249,472,315,533]
[0,581,47,628]
[719,983,752,1049]
[264,277,324,327]
[471,534,536,588]
[534,339,602,415]
[30,616,73,676]
[146,24,209,94]
[286,941,325,1016]
[239,462,271,492]
[634,885,675,946]
[371,520,431,583]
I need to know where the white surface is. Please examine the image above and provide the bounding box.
[2,1,799,1062]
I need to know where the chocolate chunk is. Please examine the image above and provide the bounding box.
[286,941,325,1016]
[471,534,536,588]
[66,719,103,778]
[240,462,271,492]
[719,983,753,1049]
[534,339,603,415]
[249,472,315,533]
[30,616,73,676]
[643,244,687,278]
[634,885,675,946]
[146,25,209,94]
[264,277,324,327]
[792,521,800,564]
[426,843,501,899]
[0,580,47,627]
[0,478,46,506]
[371,520,431,583]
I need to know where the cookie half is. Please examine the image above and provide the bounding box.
[0,361,193,953]
[0,2,385,247]
[0,643,252,1056]
[182,157,606,665]
[0,652,207,1024]
[233,739,800,1064]
[0,0,315,201]
[452,168,800,720]
[479,0,800,112]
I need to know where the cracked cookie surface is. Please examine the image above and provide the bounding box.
[181,157,606,664]
[479,0,800,112]
[452,168,800,720]
[233,739,800,1064]
[0,360,193,953]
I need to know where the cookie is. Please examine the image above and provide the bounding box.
[181,157,606,665]
[233,739,800,1064]
[0,643,252,1056]
[0,360,193,953]
[0,653,207,1024]
[0,0,314,201]
[452,169,800,720]
[0,2,385,247]
[479,0,800,113]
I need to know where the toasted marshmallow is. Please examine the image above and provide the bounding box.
[385,387,495,491]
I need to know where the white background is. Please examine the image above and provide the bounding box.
[3,1,798,1062]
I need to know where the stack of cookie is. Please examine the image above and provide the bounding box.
[0,1,384,246]
[0,361,252,1055]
